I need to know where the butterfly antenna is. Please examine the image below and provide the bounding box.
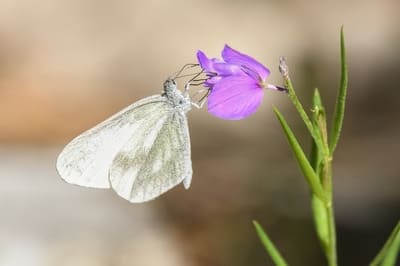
[172,63,199,80]
[175,72,203,79]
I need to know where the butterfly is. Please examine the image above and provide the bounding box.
[56,74,207,203]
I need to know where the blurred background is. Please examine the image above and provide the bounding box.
[0,0,399,265]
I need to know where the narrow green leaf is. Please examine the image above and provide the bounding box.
[274,107,327,203]
[382,229,400,266]
[311,88,333,191]
[329,26,348,154]
[310,88,326,173]
[253,221,288,266]
[370,221,400,266]
[312,88,324,111]
[312,88,328,141]
[311,194,330,252]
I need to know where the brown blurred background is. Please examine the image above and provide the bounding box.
[0,0,399,265]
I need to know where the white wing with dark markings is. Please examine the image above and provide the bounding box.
[56,95,169,189]
[56,78,195,203]
[109,110,192,202]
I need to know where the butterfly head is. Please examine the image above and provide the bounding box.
[163,78,177,94]
[163,78,191,112]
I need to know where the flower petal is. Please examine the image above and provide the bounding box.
[221,45,270,80]
[204,76,222,88]
[207,75,264,120]
[196,50,214,72]
[213,62,243,76]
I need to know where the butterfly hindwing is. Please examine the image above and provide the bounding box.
[109,110,192,203]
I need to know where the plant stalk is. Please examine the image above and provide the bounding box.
[280,57,338,266]
[318,99,337,266]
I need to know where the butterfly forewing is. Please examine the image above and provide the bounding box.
[56,95,168,189]
[110,110,192,203]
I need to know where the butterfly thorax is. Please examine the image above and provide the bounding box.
[163,79,192,113]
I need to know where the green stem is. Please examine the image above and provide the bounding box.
[319,107,337,266]
[322,139,337,266]
[281,57,338,265]
[325,166,337,266]
[309,88,337,265]
[284,71,329,159]
[326,203,337,266]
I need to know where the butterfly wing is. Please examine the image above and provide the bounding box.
[56,95,168,188]
[109,109,192,203]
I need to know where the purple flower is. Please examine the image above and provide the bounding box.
[196,49,242,88]
[197,45,283,120]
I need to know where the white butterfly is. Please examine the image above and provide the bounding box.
[56,77,206,203]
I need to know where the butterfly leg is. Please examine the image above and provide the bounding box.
[190,88,210,109]
[184,82,209,97]
[183,81,209,109]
